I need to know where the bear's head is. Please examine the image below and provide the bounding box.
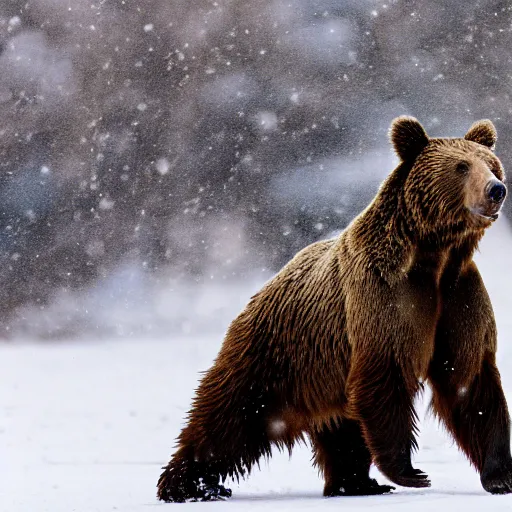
[389,116,506,238]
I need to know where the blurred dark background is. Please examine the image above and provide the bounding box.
[0,0,510,338]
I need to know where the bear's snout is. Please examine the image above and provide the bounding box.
[465,161,507,222]
[478,178,507,220]
[486,180,507,204]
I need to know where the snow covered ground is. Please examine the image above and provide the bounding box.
[3,218,512,511]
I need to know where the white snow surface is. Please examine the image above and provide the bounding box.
[4,218,512,511]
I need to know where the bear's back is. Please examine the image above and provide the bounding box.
[221,236,350,410]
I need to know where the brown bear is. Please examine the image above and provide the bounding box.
[157,116,512,502]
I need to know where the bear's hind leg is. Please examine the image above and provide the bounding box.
[157,414,272,502]
[157,441,235,503]
[157,364,274,502]
[310,418,395,497]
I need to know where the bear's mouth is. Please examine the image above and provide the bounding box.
[468,207,500,222]
[473,211,499,221]
[476,212,499,221]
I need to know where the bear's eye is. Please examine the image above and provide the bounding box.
[456,161,470,174]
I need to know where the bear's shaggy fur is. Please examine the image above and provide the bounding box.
[157,117,512,501]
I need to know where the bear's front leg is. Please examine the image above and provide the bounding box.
[430,352,512,494]
[430,261,512,494]
[310,418,395,496]
[346,350,430,489]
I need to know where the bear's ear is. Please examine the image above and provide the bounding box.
[389,116,429,161]
[464,119,497,150]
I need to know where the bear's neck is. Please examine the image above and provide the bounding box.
[348,162,483,283]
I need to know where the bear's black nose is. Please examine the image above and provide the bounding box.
[487,181,507,203]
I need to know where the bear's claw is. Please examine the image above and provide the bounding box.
[325,478,395,497]
[387,467,431,489]
[377,459,431,489]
